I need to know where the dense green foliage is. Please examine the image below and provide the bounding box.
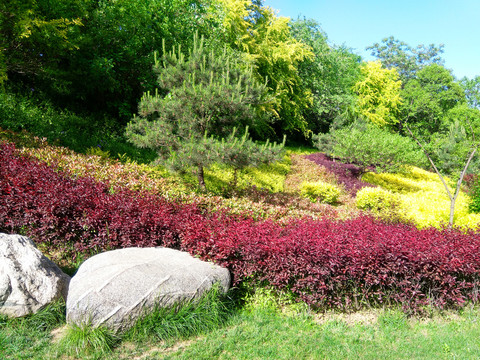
[401,64,465,138]
[426,117,480,176]
[290,18,361,133]
[367,36,445,82]
[2,0,219,121]
[0,0,84,88]
[0,91,156,162]
[313,120,424,174]
[62,0,220,119]
[461,75,480,109]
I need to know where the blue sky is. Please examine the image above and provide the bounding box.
[263,0,479,79]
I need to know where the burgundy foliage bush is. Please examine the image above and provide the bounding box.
[181,214,480,311]
[304,153,375,195]
[2,142,480,312]
[0,142,183,253]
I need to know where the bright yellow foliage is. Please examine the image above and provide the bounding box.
[217,0,312,64]
[356,187,399,211]
[205,156,291,194]
[353,60,402,127]
[300,181,340,204]
[215,0,314,133]
[363,166,480,230]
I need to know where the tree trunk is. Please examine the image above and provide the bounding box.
[449,198,456,227]
[197,165,207,192]
[448,148,478,227]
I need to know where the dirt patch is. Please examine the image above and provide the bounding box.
[131,339,197,360]
[50,325,68,343]
[314,310,380,326]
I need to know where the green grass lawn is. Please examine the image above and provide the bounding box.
[2,300,480,360]
[163,308,480,360]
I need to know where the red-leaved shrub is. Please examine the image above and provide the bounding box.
[0,142,183,253]
[178,213,480,311]
[2,142,480,312]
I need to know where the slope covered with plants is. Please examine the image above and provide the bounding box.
[3,138,480,314]
[2,0,480,357]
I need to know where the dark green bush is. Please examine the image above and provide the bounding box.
[313,119,426,174]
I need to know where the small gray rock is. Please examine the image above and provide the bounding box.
[0,233,70,317]
[66,247,230,332]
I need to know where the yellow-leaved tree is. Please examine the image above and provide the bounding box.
[215,0,314,136]
[353,60,402,127]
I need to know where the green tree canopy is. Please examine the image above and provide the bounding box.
[290,18,361,133]
[55,0,220,119]
[461,75,480,110]
[1,0,222,122]
[400,64,465,139]
[0,0,84,88]
[367,36,444,82]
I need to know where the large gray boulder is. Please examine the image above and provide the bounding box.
[0,233,71,317]
[66,247,230,332]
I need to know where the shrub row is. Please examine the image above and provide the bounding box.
[304,153,375,195]
[2,142,480,312]
[14,139,328,223]
[186,215,480,312]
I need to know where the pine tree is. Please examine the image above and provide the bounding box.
[126,33,284,191]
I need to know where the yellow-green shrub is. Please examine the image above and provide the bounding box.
[203,155,291,194]
[355,187,403,223]
[356,187,399,212]
[361,172,422,193]
[362,166,480,230]
[300,181,340,204]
